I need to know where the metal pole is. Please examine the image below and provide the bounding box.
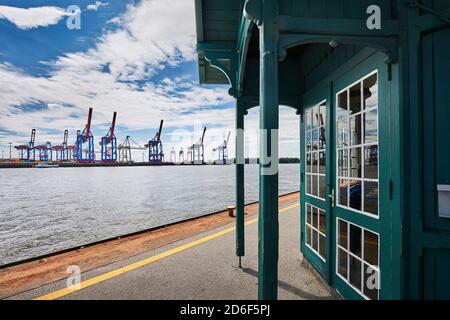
[236,98,245,263]
[9,142,12,160]
[258,0,279,300]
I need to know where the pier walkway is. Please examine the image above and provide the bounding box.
[3,194,335,300]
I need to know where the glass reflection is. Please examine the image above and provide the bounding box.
[339,220,348,248]
[363,73,378,109]
[349,180,362,210]
[319,235,326,258]
[338,179,348,206]
[364,230,379,266]
[349,256,362,289]
[350,147,362,178]
[312,229,318,251]
[338,249,348,278]
[319,176,325,199]
[350,114,362,146]
[364,146,378,179]
[349,224,362,257]
[338,149,348,177]
[364,109,377,143]
[363,264,379,300]
[364,181,378,216]
[349,83,361,115]
[319,211,326,234]
[306,225,311,246]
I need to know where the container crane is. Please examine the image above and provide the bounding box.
[15,129,36,161]
[145,120,164,162]
[76,108,95,162]
[35,141,52,162]
[118,136,146,163]
[191,126,206,164]
[52,130,69,161]
[179,147,185,163]
[213,131,231,165]
[100,112,117,162]
[169,147,176,163]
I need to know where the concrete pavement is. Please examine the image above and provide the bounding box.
[8,203,335,300]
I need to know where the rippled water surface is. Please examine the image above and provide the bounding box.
[0,164,299,265]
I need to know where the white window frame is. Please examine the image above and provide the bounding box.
[335,70,380,220]
[335,217,381,300]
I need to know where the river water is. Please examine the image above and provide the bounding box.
[0,164,299,265]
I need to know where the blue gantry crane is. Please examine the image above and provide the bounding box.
[145,120,164,163]
[76,107,95,162]
[15,129,36,161]
[35,141,52,162]
[100,112,117,162]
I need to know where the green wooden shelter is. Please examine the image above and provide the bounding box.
[194,0,450,300]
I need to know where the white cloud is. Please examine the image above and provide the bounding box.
[0,0,300,159]
[86,1,109,11]
[0,5,70,30]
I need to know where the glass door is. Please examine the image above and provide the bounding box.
[301,98,330,279]
[332,69,383,300]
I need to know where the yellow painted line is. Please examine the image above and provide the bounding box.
[35,202,299,300]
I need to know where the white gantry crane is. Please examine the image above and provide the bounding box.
[213,131,231,165]
[118,136,147,163]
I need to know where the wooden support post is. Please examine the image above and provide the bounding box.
[236,99,245,261]
[258,0,279,300]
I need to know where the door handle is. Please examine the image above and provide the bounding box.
[329,189,335,207]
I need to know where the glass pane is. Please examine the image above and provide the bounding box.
[337,118,349,148]
[319,127,326,149]
[338,248,348,278]
[349,180,362,210]
[319,151,326,174]
[364,109,378,143]
[364,145,378,179]
[319,210,326,234]
[350,147,362,178]
[338,149,348,177]
[306,225,312,246]
[306,109,312,131]
[319,234,326,259]
[319,175,325,199]
[364,181,379,216]
[306,174,311,195]
[312,229,318,251]
[363,73,378,110]
[364,230,379,266]
[306,131,312,152]
[313,106,319,128]
[312,207,318,228]
[363,264,379,300]
[312,129,319,151]
[349,83,361,115]
[312,175,318,197]
[349,255,362,290]
[337,92,348,148]
[313,152,319,174]
[306,153,312,173]
[306,204,312,224]
[337,91,348,117]
[338,179,348,207]
[349,224,362,257]
[338,220,348,248]
[350,114,362,146]
[319,102,326,126]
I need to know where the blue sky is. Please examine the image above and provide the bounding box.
[0,0,299,160]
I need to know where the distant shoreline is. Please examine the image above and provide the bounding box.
[0,158,300,169]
